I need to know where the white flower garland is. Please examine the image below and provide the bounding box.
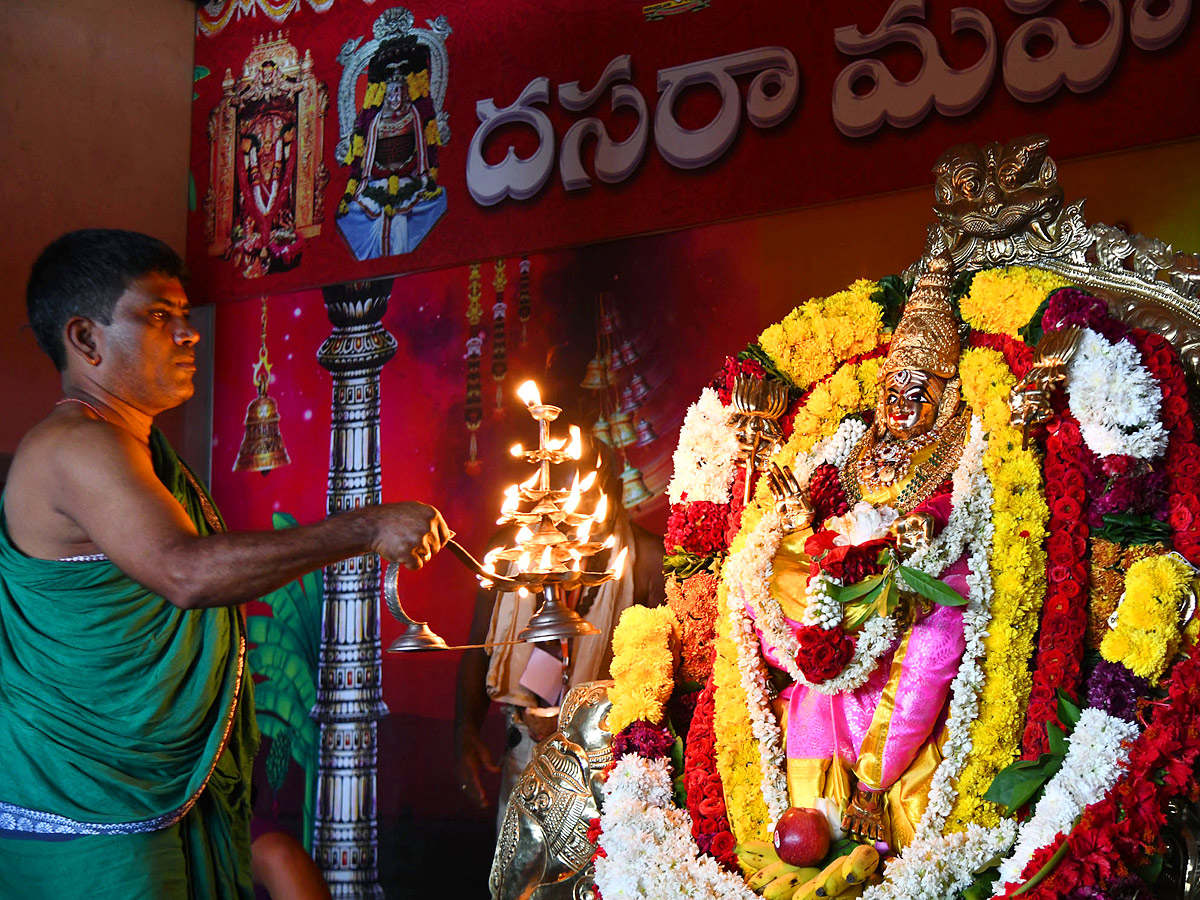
[906,417,997,841]
[596,755,757,899]
[995,709,1139,890]
[1066,328,1168,460]
[802,571,843,629]
[862,820,1018,900]
[667,388,742,504]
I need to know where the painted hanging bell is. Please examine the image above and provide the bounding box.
[619,460,652,508]
[234,393,291,473]
[580,357,610,390]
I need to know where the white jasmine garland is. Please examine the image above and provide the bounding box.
[596,756,758,899]
[802,572,843,629]
[995,709,1139,890]
[1066,328,1168,460]
[906,417,996,840]
[667,388,742,504]
[862,820,1017,900]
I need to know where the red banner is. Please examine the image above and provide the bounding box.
[188,0,1200,302]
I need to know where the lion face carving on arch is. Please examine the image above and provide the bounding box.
[932,133,1065,248]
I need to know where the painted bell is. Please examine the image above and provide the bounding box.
[592,414,613,446]
[619,385,639,413]
[580,357,609,390]
[233,394,291,473]
[607,346,627,373]
[629,373,652,403]
[618,337,639,367]
[609,409,638,448]
[635,417,657,446]
[619,460,652,508]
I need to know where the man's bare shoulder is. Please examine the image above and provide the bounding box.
[6,412,148,558]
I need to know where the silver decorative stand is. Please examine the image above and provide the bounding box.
[312,279,397,899]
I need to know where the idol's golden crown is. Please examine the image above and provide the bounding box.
[882,252,960,379]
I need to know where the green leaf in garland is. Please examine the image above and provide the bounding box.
[1046,723,1068,757]
[947,270,975,326]
[737,342,797,392]
[1056,689,1082,731]
[870,275,911,332]
[829,571,887,604]
[1093,512,1172,546]
[898,565,967,606]
[983,753,1064,815]
[666,718,687,807]
[663,548,722,579]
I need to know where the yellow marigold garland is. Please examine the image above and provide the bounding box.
[607,606,679,734]
[757,280,884,389]
[959,266,1071,337]
[711,579,773,841]
[946,347,1049,831]
[1102,554,1194,684]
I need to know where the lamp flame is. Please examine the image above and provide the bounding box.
[566,425,582,460]
[564,479,582,515]
[602,534,616,549]
[517,380,541,407]
[539,546,553,571]
[579,470,598,492]
[613,546,629,579]
[509,443,524,457]
[593,492,608,525]
[516,526,534,543]
[575,517,593,542]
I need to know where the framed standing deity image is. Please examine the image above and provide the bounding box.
[333,7,451,261]
[204,31,328,278]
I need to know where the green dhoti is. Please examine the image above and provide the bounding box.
[0,430,258,898]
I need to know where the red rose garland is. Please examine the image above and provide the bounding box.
[1134,330,1200,565]
[1000,644,1200,898]
[1020,410,1089,759]
[682,678,738,871]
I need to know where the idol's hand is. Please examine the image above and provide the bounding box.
[842,784,889,845]
[767,463,813,533]
[889,512,933,553]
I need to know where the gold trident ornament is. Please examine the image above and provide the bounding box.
[728,376,790,505]
[1009,326,1082,449]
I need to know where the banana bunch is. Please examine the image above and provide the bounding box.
[735,842,882,900]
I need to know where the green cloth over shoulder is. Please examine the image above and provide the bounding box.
[0,428,259,899]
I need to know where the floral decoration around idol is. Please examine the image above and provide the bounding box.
[591,137,1200,900]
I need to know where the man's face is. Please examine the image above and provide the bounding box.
[98,273,198,413]
[882,369,944,440]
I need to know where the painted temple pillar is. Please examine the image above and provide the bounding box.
[312,279,397,899]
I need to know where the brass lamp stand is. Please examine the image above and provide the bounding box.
[383,381,628,699]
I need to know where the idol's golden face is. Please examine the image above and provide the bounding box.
[882,369,945,440]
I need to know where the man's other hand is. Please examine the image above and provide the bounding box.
[454,724,500,809]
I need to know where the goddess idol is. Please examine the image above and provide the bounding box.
[751,252,974,851]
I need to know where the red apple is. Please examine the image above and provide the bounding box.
[773,806,831,866]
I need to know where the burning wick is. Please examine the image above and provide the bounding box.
[517,380,541,407]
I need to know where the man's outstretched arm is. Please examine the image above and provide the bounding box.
[22,415,449,609]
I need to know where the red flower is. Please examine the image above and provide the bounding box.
[793,624,855,683]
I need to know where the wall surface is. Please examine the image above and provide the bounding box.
[0,0,197,460]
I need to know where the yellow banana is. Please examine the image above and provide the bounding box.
[837,883,866,899]
[841,845,881,885]
[791,873,825,900]
[813,855,850,898]
[749,859,800,892]
[763,867,823,900]
[736,840,782,872]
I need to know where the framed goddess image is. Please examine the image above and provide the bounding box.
[334,8,451,261]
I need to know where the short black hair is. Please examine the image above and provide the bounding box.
[26,229,185,371]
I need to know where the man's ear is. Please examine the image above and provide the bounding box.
[64,316,101,368]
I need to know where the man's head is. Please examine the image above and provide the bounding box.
[27,229,185,371]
